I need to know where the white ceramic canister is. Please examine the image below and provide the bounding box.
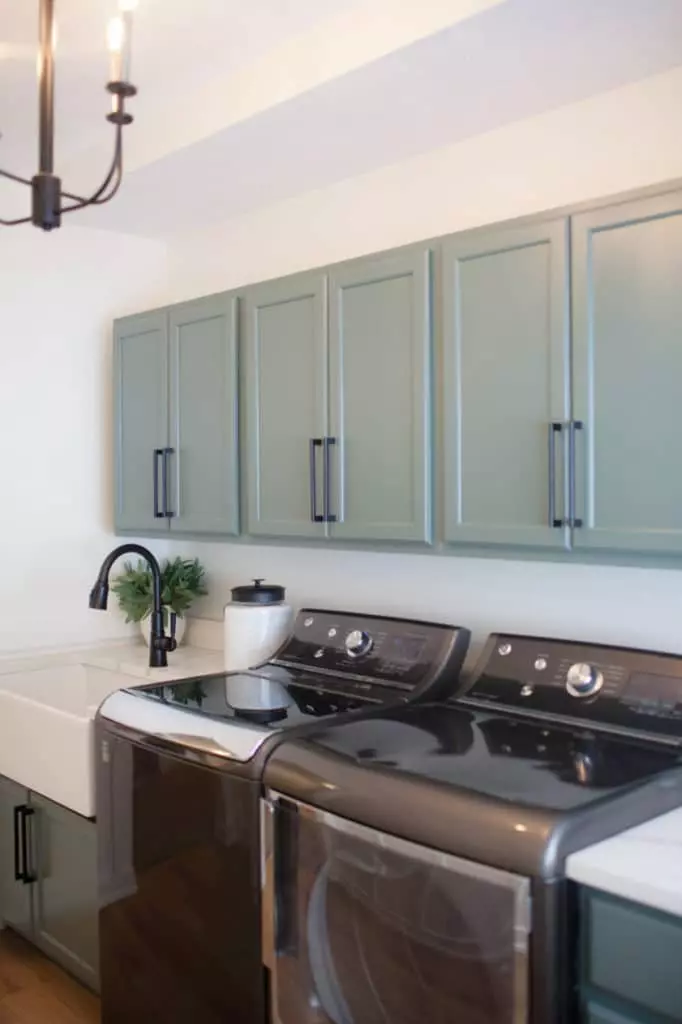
[223,578,293,672]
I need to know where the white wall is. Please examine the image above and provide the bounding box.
[0,225,168,654]
[164,67,682,659]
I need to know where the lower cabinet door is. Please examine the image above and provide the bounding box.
[584,1002,640,1024]
[31,794,99,990]
[0,777,33,936]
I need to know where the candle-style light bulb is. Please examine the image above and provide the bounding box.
[107,16,124,83]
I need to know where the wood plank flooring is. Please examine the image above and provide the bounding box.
[0,929,100,1024]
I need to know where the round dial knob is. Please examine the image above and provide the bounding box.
[565,662,604,698]
[345,629,373,658]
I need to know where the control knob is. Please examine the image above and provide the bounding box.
[565,662,604,699]
[345,629,373,658]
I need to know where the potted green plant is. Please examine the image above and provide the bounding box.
[111,556,207,646]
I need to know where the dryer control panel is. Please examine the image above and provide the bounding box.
[463,633,682,741]
[272,609,470,702]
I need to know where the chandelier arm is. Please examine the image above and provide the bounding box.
[0,168,33,188]
[0,215,33,226]
[59,124,123,211]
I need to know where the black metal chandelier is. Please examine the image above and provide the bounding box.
[0,0,138,231]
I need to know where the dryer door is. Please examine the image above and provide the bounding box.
[262,793,531,1024]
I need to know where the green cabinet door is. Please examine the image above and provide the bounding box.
[31,794,99,990]
[169,294,239,535]
[114,311,169,533]
[243,273,328,538]
[328,249,432,543]
[0,777,32,936]
[572,191,682,554]
[442,219,570,549]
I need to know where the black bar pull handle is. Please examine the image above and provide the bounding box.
[568,420,584,529]
[162,448,175,519]
[323,437,337,523]
[14,805,36,884]
[309,439,324,523]
[153,449,164,519]
[13,805,22,881]
[548,423,563,528]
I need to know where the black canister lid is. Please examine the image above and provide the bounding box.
[230,578,285,605]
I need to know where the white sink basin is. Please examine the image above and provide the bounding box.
[0,663,129,817]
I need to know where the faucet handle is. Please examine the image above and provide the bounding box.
[153,635,178,654]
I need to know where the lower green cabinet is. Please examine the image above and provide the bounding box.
[0,777,99,991]
[580,887,682,1023]
[584,1002,640,1024]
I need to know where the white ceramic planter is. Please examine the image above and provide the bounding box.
[140,611,187,647]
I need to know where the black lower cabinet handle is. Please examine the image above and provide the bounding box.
[153,449,164,519]
[323,437,337,523]
[13,805,22,881]
[309,439,324,523]
[14,805,36,884]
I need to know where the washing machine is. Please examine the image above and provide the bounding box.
[262,632,682,1024]
[95,608,470,1024]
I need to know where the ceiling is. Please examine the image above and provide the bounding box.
[0,0,681,237]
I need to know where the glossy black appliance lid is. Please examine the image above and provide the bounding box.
[265,703,682,879]
[126,663,380,729]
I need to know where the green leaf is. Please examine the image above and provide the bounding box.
[111,556,208,623]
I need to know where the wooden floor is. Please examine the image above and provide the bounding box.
[0,930,100,1024]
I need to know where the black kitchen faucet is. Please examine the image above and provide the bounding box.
[89,544,177,668]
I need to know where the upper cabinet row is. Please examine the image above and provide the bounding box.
[114,187,682,558]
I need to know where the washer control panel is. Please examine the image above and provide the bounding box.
[272,609,471,701]
[464,633,682,739]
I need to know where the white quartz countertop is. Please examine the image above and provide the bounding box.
[0,638,225,690]
[567,808,682,917]
[0,638,226,817]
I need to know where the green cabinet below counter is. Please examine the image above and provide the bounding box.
[0,777,99,991]
[580,887,682,1024]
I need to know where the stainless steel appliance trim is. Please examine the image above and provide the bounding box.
[260,797,275,971]
[98,689,271,763]
[266,790,530,1024]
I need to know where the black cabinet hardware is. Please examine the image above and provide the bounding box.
[548,422,563,528]
[309,439,324,523]
[323,437,337,523]
[568,420,584,529]
[13,805,35,885]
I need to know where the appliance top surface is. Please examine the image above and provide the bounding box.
[125,663,375,732]
[283,702,682,813]
[101,609,470,765]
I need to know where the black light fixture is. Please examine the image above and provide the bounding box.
[0,0,138,231]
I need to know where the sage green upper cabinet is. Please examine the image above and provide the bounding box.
[243,273,328,538]
[572,191,682,554]
[169,295,239,536]
[328,249,432,543]
[114,294,239,537]
[114,311,168,533]
[442,219,570,549]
